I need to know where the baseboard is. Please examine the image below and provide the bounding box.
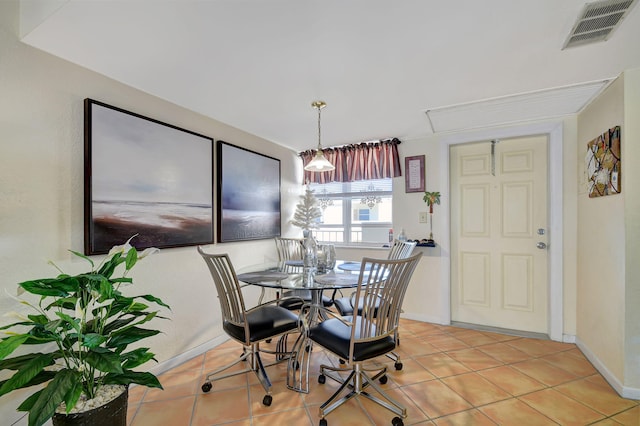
[402,312,449,325]
[450,321,550,340]
[575,337,640,400]
[562,334,576,343]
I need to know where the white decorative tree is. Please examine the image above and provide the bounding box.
[290,186,322,231]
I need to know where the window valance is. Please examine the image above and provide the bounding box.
[299,137,402,184]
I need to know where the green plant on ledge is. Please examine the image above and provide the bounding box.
[423,191,441,242]
[0,236,170,426]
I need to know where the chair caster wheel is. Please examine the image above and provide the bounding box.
[201,382,212,393]
[339,359,345,364]
[266,338,272,343]
[319,419,327,426]
[294,360,300,370]
[305,345,312,353]
[318,374,326,384]
[394,362,403,371]
[262,394,272,406]
[379,375,388,384]
[391,416,403,426]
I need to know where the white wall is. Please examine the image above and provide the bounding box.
[576,77,626,381]
[575,71,640,398]
[0,2,302,422]
[622,68,640,391]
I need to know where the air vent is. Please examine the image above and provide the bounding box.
[563,0,638,49]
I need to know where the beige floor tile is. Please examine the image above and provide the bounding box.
[308,397,376,426]
[191,387,250,426]
[387,358,437,386]
[358,385,430,425]
[539,351,597,377]
[519,388,605,425]
[611,405,640,425]
[397,336,442,357]
[554,377,637,416]
[252,407,313,425]
[477,365,546,396]
[414,353,471,379]
[511,358,577,386]
[441,372,511,406]
[479,331,521,343]
[479,398,557,425]
[168,354,205,374]
[248,382,305,417]
[131,395,195,426]
[445,348,503,371]
[128,385,147,405]
[125,319,634,426]
[432,409,497,426]
[506,338,572,357]
[143,369,200,402]
[476,342,532,364]
[402,380,472,419]
[427,335,470,352]
[449,330,500,348]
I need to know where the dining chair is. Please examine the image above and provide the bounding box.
[274,237,334,310]
[197,247,300,406]
[332,239,417,370]
[333,239,417,316]
[302,252,422,426]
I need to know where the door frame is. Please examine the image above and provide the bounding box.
[439,121,564,342]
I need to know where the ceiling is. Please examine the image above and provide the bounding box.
[19,0,640,152]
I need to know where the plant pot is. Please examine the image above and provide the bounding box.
[52,386,128,426]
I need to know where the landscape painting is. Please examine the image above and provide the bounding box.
[84,99,214,255]
[217,141,281,242]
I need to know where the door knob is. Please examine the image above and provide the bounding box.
[536,242,547,249]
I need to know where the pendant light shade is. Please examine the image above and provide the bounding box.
[304,101,335,172]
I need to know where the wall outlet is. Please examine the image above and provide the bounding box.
[419,212,428,223]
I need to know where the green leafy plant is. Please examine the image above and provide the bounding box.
[0,237,170,426]
[423,191,441,241]
[422,191,441,213]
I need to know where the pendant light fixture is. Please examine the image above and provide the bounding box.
[304,101,335,172]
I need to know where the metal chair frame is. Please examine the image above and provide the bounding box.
[291,253,422,426]
[197,247,300,406]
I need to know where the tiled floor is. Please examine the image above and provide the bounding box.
[127,319,639,425]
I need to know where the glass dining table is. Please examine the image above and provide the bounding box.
[236,260,364,393]
[237,260,362,321]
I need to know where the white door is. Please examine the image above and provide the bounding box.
[450,135,549,333]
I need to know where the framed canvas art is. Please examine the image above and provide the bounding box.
[217,141,281,242]
[84,98,214,255]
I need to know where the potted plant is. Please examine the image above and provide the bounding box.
[0,236,170,426]
[422,191,441,244]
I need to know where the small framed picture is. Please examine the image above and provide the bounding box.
[405,155,425,193]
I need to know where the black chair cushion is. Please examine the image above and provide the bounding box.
[279,290,333,310]
[224,305,298,343]
[333,296,380,317]
[308,316,396,362]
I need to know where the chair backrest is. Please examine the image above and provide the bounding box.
[349,252,422,356]
[274,237,304,261]
[197,247,249,342]
[387,239,417,260]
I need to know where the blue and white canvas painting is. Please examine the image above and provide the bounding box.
[85,99,214,254]
[217,141,281,242]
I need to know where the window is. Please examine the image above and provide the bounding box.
[309,178,393,245]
